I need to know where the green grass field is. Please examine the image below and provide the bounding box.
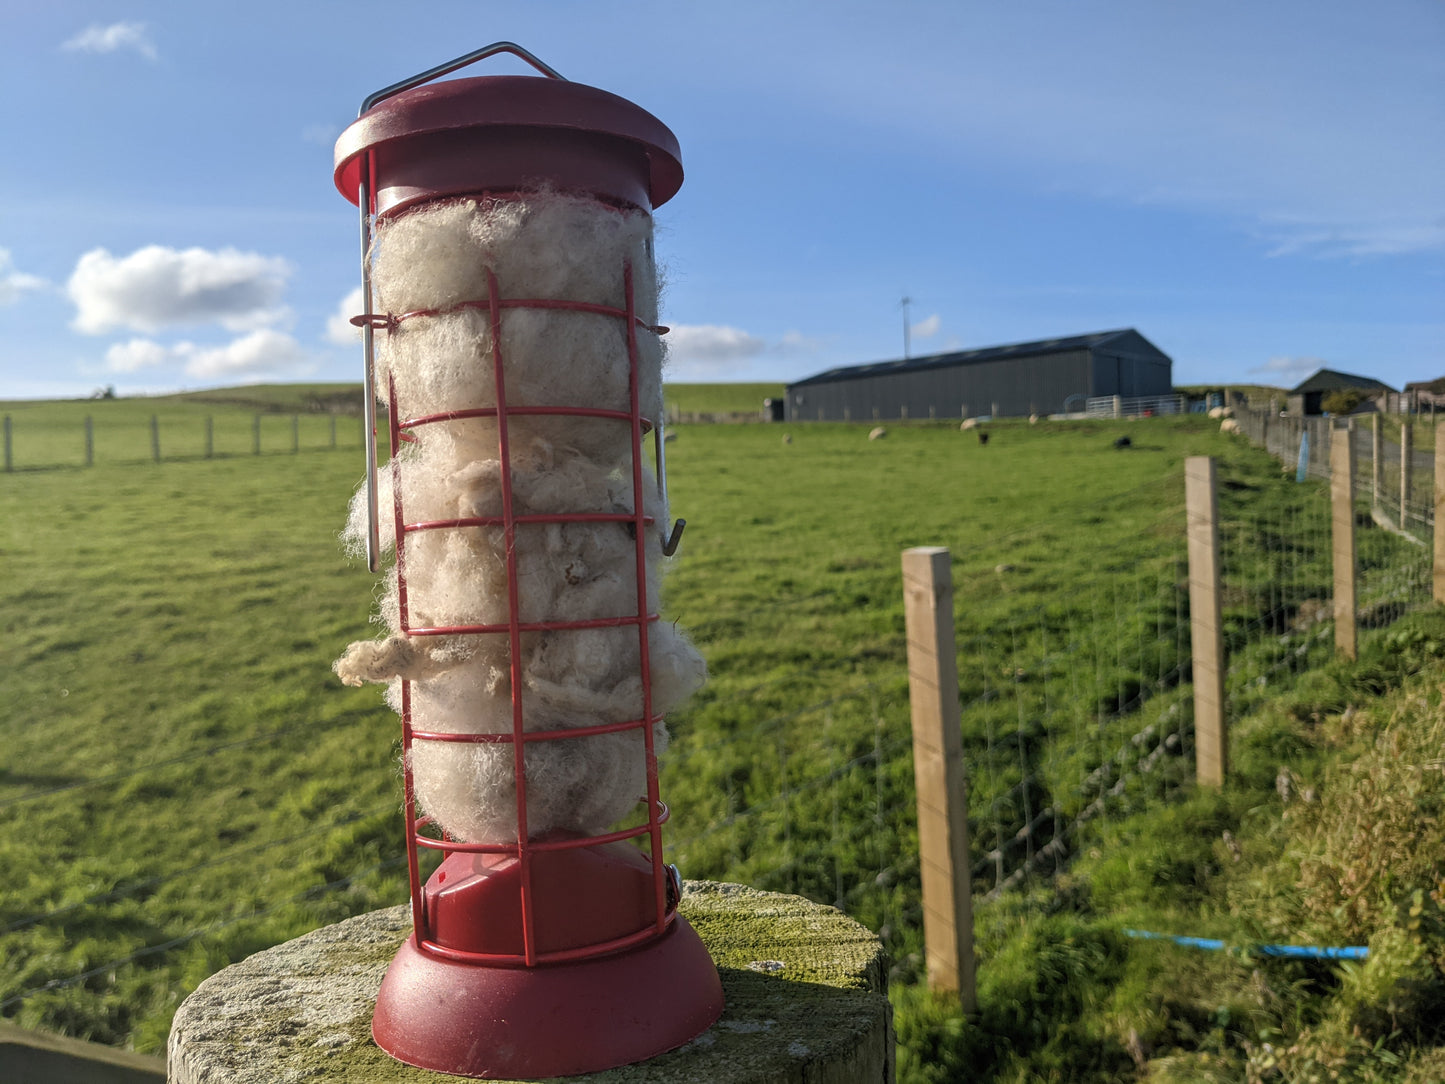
[2,391,1442,1079]
[662,382,784,416]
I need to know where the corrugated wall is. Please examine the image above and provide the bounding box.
[786,351,1098,421]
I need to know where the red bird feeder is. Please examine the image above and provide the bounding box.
[332,42,723,1078]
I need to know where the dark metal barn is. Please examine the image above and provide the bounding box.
[784,328,1173,422]
[1285,368,1394,416]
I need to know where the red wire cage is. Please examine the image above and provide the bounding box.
[334,43,722,1079]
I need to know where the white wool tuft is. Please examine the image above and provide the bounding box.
[337,190,704,844]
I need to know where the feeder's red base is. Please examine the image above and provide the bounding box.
[372,916,723,1079]
[372,843,723,1078]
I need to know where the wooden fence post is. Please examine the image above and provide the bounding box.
[1400,419,1413,529]
[292,414,300,454]
[253,415,262,456]
[1372,414,1382,507]
[1185,457,1226,787]
[1331,427,1358,660]
[1435,423,1445,604]
[205,416,214,459]
[330,415,337,448]
[3,415,10,473]
[901,547,976,1011]
[150,415,160,463]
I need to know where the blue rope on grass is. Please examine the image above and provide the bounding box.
[1124,928,1368,960]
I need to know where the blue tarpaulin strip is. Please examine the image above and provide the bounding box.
[1124,928,1368,960]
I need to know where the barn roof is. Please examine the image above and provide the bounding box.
[1404,376,1445,394]
[1289,368,1395,395]
[787,328,1162,388]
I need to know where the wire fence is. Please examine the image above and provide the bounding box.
[0,439,1438,1043]
[1233,404,1436,536]
[1,411,368,470]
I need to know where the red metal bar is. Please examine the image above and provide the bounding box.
[411,802,668,855]
[398,404,650,431]
[404,511,654,532]
[623,262,670,936]
[383,294,665,332]
[411,716,650,745]
[406,613,655,638]
[486,266,539,967]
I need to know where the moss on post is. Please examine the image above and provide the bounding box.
[168,882,892,1083]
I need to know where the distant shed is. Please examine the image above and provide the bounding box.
[1286,369,1394,416]
[784,328,1172,422]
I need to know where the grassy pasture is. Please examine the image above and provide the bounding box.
[662,382,784,416]
[10,396,1428,1076]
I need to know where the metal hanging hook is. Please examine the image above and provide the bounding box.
[355,43,566,572]
[360,42,565,116]
[662,519,686,557]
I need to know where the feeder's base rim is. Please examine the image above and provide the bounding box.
[371,915,723,1079]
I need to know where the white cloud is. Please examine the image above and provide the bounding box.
[1249,356,1324,381]
[102,330,312,381]
[62,22,157,61]
[0,249,47,305]
[779,329,825,354]
[326,287,365,345]
[765,3,1445,257]
[104,338,176,373]
[68,245,291,335]
[910,313,941,339]
[666,324,765,364]
[182,329,312,380]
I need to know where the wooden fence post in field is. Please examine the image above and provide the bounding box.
[292,414,300,454]
[1331,427,1358,660]
[1400,419,1413,528]
[1185,457,1226,787]
[85,416,94,467]
[3,415,10,472]
[901,547,976,1010]
[330,415,337,448]
[1372,414,1382,507]
[205,416,214,459]
[150,415,160,463]
[253,415,262,456]
[1435,423,1445,604]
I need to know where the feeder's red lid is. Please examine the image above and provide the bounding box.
[334,75,683,217]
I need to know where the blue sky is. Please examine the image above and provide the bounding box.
[2,0,1441,398]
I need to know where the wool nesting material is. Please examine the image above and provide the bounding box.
[334,190,705,845]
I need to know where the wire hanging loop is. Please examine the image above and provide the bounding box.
[354,42,566,573]
[359,42,565,117]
